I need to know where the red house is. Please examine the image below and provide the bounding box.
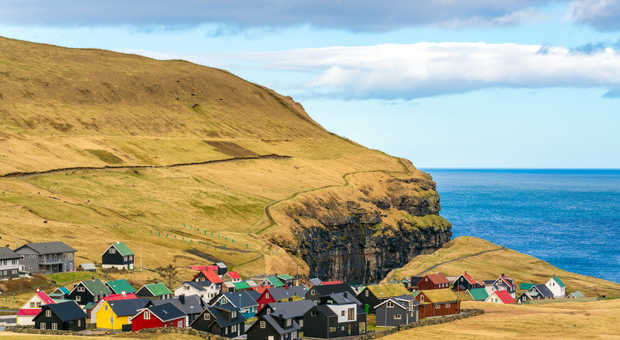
[254,287,276,311]
[192,269,222,284]
[418,274,450,290]
[416,289,460,319]
[130,303,186,332]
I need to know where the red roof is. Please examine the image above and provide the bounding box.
[202,270,222,283]
[499,275,514,288]
[190,265,207,271]
[253,286,269,295]
[37,291,55,305]
[207,265,218,272]
[226,271,241,279]
[425,274,450,285]
[462,272,483,285]
[17,309,41,316]
[494,290,515,304]
[104,293,138,301]
[321,281,342,285]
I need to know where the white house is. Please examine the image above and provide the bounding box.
[545,276,565,298]
[326,303,357,323]
[16,290,55,326]
[174,281,219,302]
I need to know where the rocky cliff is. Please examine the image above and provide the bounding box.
[269,167,452,284]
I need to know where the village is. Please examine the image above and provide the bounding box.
[0,241,585,339]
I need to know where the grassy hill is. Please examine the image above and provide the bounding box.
[0,36,437,285]
[386,236,620,298]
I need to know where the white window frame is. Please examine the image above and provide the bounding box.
[40,322,46,330]
[51,323,58,330]
[394,314,402,320]
[260,321,266,329]
[110,248,116,254]
[387,301,394,308]
[204,313,211,320]
[144,311,151,320]
[46,310,52,317]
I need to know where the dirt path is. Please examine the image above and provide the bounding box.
[415,247,507,276]
[0,154,291,178]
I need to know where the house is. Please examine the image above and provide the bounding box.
[262,276,285,288]
[356,283,410,314]
[257,300,315,329]
[530,284,554,300]
[216,262,227,275]
[306,283,356,302]
[16,290,56,326]
[222,281,236,293]
[48,287,70,300]
[375,295,419,327]
[545,276,566,298]
[130,302,186,331]
[415,289,460,319]
[193,269,223,285]
[212,291,259,318]
[67,279,112,306]
[406,276,423,291]
[303,302,366,339]
[106,279,136,295]
[152,295,206,324]
[175,281,219,302]
[467,288,489,302]
[89,293,139,323]
[136,283,172,300]
[256,286,305,312]
[417,274,451,290]
[568,291,584,299]
[519,283,536,291]
[486,290,515,304]
[191,305,246,338]
[96,298,150,331]
[33,301,87,331]
[247,313,301,340]
[278,274,295,286]
[0,246,21,280]
[78,263,96,272]
[492,274,516,298]
[246,280,259,289]
[453,272,484,292]
[308,278,322,287]
[14,241,76,274]
[222,271,241,283]
[101,241,134,270]
[233,281,251,291]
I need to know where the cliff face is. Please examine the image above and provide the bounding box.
[270,169,452,284]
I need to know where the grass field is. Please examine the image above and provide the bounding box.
[386,236,620,298]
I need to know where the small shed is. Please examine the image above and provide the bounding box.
[78,263,96,272]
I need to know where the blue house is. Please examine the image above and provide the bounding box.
[211,291,258,319]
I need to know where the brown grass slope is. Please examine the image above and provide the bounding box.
[0,36,430,285]
[386,236,620,298]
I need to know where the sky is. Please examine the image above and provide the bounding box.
[1,0,619,168]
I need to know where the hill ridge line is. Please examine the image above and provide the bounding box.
[0,154,291,178]
[415,247,507,276]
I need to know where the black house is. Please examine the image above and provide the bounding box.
[67,279,112,306]
[452,272,484,292]
[191,305,246,338]
[152,295,206,324]
[247,313,300,340]
[303,303,366,339]
[375,295,418,327]
[33,301,87,331]
[216,262,227,275]
[101,241,134,270]
[256,300,314,329]
[305,284,356,301]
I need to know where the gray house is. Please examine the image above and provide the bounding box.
[375,295,418,327]
[0,246,21,280]
[14,242,76,274]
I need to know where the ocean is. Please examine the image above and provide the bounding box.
[424,169,620,284]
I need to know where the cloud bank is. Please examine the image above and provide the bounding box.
[0,0,557,31]
[568,0,620,31]
[198,43,620,100]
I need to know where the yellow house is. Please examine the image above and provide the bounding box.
[96,299,149,330]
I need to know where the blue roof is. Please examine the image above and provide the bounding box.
[216,291,258,309]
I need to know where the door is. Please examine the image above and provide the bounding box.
[348,324,351,335]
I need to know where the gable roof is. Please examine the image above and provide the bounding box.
[264,300,315,319]
[365,283,409,299]
[16,242,76,255]
[233,281,251,290]
[218,291,258,309]
[108,298,150,317]
[80,279,112,297]
[197,305,246,328]
[106,241,133,256]
[314,304,337,317]
[496,274,514,289]
[269,286,306,301]
[420,289,458,303]
[44,301,86,321]
[106,279,136,294]
[181,281,212,291]
[493,290,515,304]
[328,292,361,306]
[278,273,295,281]
[468,288,489,301]
[460,272,483,285]
[552,276,566,288]
[375,295,417,310]
[197,270,222,284]
[104,293,138,301]
[36,291,55,305]
[423,274,450,285]
[309,278,322,286]
[141,283,172,296]
[310,284,355,298]
[532,284,554,298]
[519,283,536,291]
[0,246,21,260]
[265,276,284,287]
[153,296,204,315]
[147,303,185,322]
[225,271,241,280]
[262,314,300,335]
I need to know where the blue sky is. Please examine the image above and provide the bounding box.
[1,0,619,168]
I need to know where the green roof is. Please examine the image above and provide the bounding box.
[110,242,134,256]
[519,283,536,291]
[366,283,409,299]
[144,283,172,296]
[233,281,251,290]
[468,288,489,301]
[107,279,136,294]
[267,276,284,287]
[83,279,111,296]
[410,291,420,298]
[277,274,294,280]
[553,276,566,288]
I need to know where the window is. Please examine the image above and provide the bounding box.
[265,293,269,299]
[329,327,336,333]
[348,308,355,321]
[341,326,345,331]
[45,310,52,317]
[420,295,424,302]
[260,321,266,329]
[76,296,81,302]
[268,336,274,340]
[204,313,211,320]
[359,322,366,333]
[444,303,450,308]
[387,301,394,308]
[299,320,304,327]
[311,290,316,296]
[51,323,58,330]
[110,248,116,254]
[144,311,151,320]
[224,327,228,335]
[394,314,401,320]
[78,286,85,292]
[435,304,440,310]
[232,324,237,332]
[365,290,369,297]
[286,319,292,327]
[231,311,237,318]
[40,322,46,330]
[178,320,183,328]
[341,310,345,317]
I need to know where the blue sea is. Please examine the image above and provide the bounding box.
[424,169,620,284]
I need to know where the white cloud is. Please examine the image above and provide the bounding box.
[568,0,620,31]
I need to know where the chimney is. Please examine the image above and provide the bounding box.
[179,295,185,304]
[121,291,126,296]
